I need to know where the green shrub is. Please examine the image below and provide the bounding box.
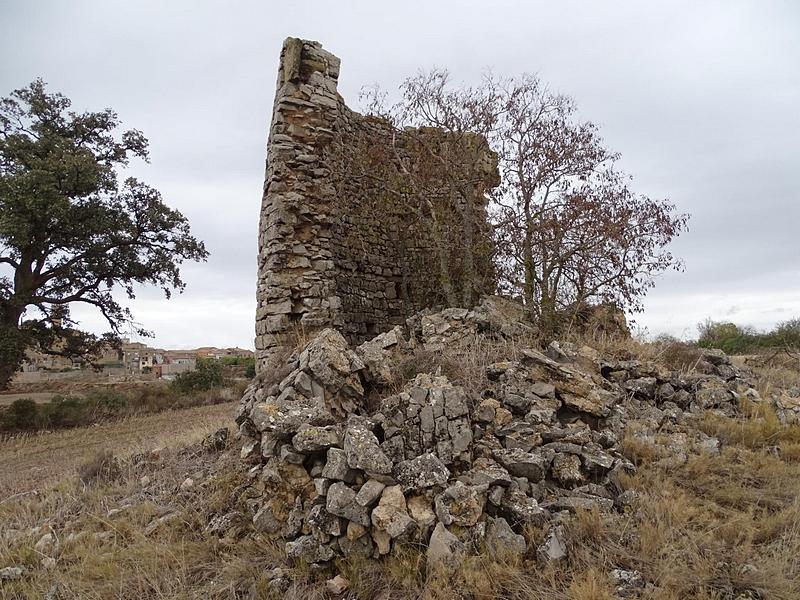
[86,388,128,412]
[171,360,225,394]
[4,398,39,429]
[219,355,254,367]
[698,317,800,355]
[768,318,800,348]
[0,377,234,433]
[41,395,91,428]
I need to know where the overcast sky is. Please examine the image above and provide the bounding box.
[1,0,798,348]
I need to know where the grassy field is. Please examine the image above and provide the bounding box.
[0,401,236,498]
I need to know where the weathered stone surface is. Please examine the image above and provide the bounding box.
[339,532,374,558]
[377,374,473,465]
[457,457,513,487]
[624,377,658,398]
[531,382,556,399]
[207,511,246,538]
[283,498,305,538]
[253,504,282,534]
[493,448,549,482]
[202,427,229,452]
[286,535,335,563]
[434,482,486,527]
[580,447,615,473]
[543,496,614,513]
[474,398,499,423]
[250,394,337,436]
[694,378,734,409]
[292,424,342,453]
[307,504,343,539]
[0,566,26,580]
[521,349,618,417]
[372,527,392,555]
[393,453,450,491]
[498,489,546,526]
[279,445,304,464]
[326,482,370,526]
[356,326,406,385]
[371,485,417,539]
[537,525,568,562]
[321,447,354,482]
[427,523,465,571]
[325,574,350,595]
[355,479,386,507]
[344,417,392,475]
[551,453,585,487]
[470,295,537,339]
[407,494,437,532]
[486,516,527,560]
[610,568,646,597]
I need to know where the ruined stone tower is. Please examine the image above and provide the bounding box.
[255,38,498,371]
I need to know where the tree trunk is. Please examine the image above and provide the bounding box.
[539,290,558,339]
[522,200,536,320]
[0,305,26,390]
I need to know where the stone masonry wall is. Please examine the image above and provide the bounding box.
[255,38,497,371]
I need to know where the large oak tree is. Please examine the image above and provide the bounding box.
[0,80,208,388]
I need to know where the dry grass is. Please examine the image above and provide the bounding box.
[0,401,236,498]
[389,333,540,396]
[738,352,800,399]
[3,407,798,599]
[77,449,122,486]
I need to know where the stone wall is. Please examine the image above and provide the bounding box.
[255,38,497,371]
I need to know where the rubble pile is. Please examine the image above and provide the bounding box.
[231,297,762,569]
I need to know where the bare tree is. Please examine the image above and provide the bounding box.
[489,74,688,332]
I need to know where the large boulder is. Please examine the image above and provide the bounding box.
[434,482,486,527]
[393,453,451,491]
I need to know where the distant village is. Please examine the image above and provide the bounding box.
[18,340,254,382]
